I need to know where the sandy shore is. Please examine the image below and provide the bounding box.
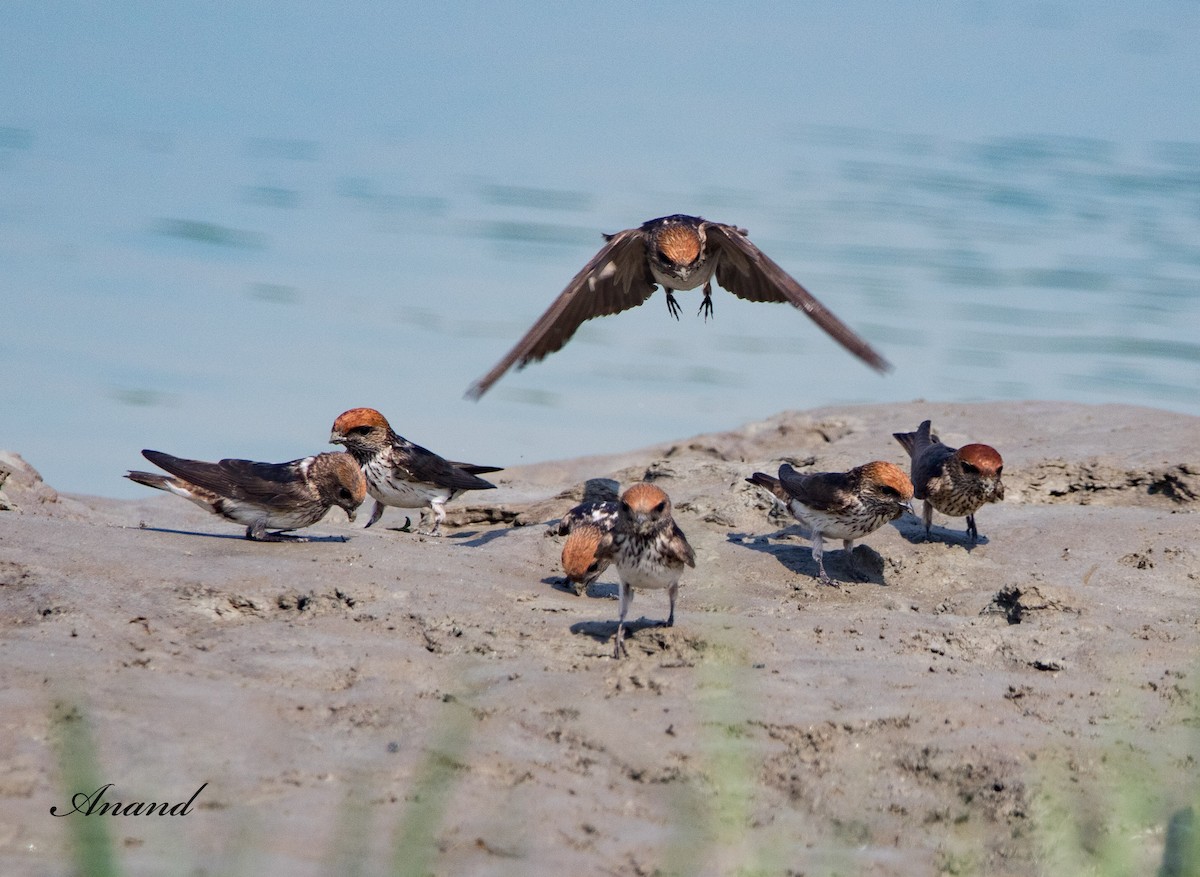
[2,400,1199,876]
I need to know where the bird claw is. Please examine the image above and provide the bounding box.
[665,292,681,320]
[697,296,714,322]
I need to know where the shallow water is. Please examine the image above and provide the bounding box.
[2,4,1198,497]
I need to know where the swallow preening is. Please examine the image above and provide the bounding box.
[466,214,891,399]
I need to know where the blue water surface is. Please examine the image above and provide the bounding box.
[2,2,1198,497]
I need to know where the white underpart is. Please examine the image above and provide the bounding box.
[165,481,312,530]
[363,458,452,510]
[616,547,681,592]
[649,256,718,291]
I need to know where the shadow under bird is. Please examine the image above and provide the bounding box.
[329,407,502,536]
[747,461,913,586]
[465,213,892,398]
[893,419,1005,544]
[126,449,367,541]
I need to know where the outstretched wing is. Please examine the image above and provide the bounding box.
[465,228,657,398]
[705,222,891,373]
[142,449,306,508]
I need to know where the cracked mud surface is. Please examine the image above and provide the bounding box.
[1,401,1198,875]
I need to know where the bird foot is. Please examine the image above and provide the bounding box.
[665,291,681,320]
[697,296,714,322]
[251,530,305,542]
[966,515,980,544]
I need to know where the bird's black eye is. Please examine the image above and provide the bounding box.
[338,488,353,501]
[620,501,631,516]
[653,501,666,515]
[995,466,1003,477]
[961,462,979,475]
[351,425,373,436]
[657,248,670,262]
[880,486,899,498]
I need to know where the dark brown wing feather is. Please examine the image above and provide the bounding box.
[391,441,496,491]
[465,228,656,398]
[666,523,696,568]
[777,463,855,513]
[448,461,504,476]
[909,444,954,501]
[142,449,305,508]
[704,222,891,373]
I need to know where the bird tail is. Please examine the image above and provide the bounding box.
[451,462,504,476]
[125,470,174,492]
[746,472,789,504]
[892,419,934,458]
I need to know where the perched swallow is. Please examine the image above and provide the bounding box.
[126,449,366,541]
[893,420,1004,543]
[747,461,913,585]
[329,407,501,536]
[465,214,891,398]
[594,483,695,658]
[552,500,620,594]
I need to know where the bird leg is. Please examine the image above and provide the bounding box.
[665,289,682,320]
[966,513,979,544]
[613,581,634,658]
[697,281,715,321]
[810,532,835,586]
[364,500,385,529]
[421,503,446,537]
[663,583,678,627]
[921,501,934,541]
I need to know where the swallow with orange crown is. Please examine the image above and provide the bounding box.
[747,461,913,585]
[466,214,890,398]
[329,407,501,536]
[126,449,366,541]
[593,483,695,658]
[552,499,620,595]
[893,420,1004,543]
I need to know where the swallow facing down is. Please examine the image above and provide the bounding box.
[893,420,1004,544]
[747,461,913,586]
[594,483,695,658]
[329,407,501,536]
[465,213,891,398]
[552,500,620,594]
[126,449,367,541]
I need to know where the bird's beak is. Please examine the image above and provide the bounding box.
[901,501,915,517]
[330,430,344,445]
[346,507,357,523]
